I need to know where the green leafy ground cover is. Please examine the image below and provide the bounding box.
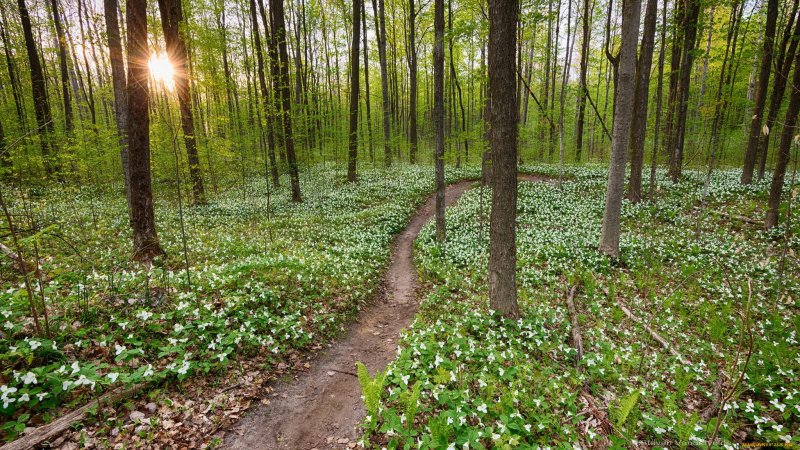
[363,166,799,449]
[0,166,481,441]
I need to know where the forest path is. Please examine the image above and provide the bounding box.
[222,175,547,450]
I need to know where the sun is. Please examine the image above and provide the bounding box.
[148,53,175,90]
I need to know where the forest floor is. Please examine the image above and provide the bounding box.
[1,165,797,449]
[222,179,474,449]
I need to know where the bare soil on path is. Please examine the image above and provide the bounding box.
[222,180,475,450]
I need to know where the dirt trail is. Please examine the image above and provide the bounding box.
[222,180,475,450]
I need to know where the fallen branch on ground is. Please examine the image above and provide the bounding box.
[692,207,761,225]
[0,384,145,450]
[0,242,33,274]
[565,285,584,366]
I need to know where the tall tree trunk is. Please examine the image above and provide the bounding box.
[372,0,392,166]
[77,0,97,127]
[0,11,25,128]
[766,45,800,229]
[667,0,699,182]
[759,3,800,180]
[158,0,206,205]
[348,0,361,182]
[627,0,657,203]
[49,0,73,134]
[255,0,281,187]
[487,0,520,319]
[434,0,445,241]
[575,0,591,161]
[741,0,778,184]
[361,0,374,162]
[104,0,130,204]
[648,0,668,196]
[18,0,56,175]
[126,0,165,262]
[598,0,641,257]
[449,0,468,164]
[408,0,418,163]
[270,0,302,201]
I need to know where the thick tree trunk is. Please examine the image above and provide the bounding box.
[598,0,641,257]
[627,0,657,203]
[18,0,56,175]
[487,0,519,319]
[372,0,392,167]
[766,45,800,229]
[158,0,206,205]
[49,0,73,134]
[270,0,302,202]
[741,0,778,184]
[104,0,130,204]
[742,0,779,184]
[667,0,700,182]
[347,0,361,182]
[126,0,165,262]
[408,0,418,163]
[434,0,445,241]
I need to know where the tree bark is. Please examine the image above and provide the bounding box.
[49,0,73,134]
[487,0,519,319]
[627,0,657,203]
[648,0,668,196]
[252,0,280,188]
[408,0,418,163]
[741,0,778,184]
[575,0,591,162]
[372,0,392,167]
[18,0,56,175]
[667,0,700,182]
[126,0,165,262]
[764,43,800,230]
[598,0,641,257]
[434,0,445,241]
[158,0,206,205]
[347,0,361,182]
[765,45,800,230]
[104,0,130,205]
[758,3,800,180]
[269,0,302,201]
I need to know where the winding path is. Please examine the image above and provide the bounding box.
[222,180,475,450]
[223,175,548,449]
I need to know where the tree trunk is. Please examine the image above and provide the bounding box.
[434,0,445,241]
[598,0,641,257]
[347,0,361,182]
[667,0,700,182]
[18,0,56,175]
[627,0,657,203]
[269,0,302,202]
[648,0,668,196]
[0,11,26,128]
[487,0,519,319]
[758,3,800,180]
[158,0,206,205]
[372,0,392,167]
[49,0,73,134]
[408,0,418,163]
[104,0,130,205]
[361,0,374,162]
[253,0,280,188]
[766,44,800,229]
[126,0,165,262]
[575,0,591,162]
[741,0,778,184]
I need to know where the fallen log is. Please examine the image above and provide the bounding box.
[0,384,144,450]
[616,297,691,366]
[0,242,32,274]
